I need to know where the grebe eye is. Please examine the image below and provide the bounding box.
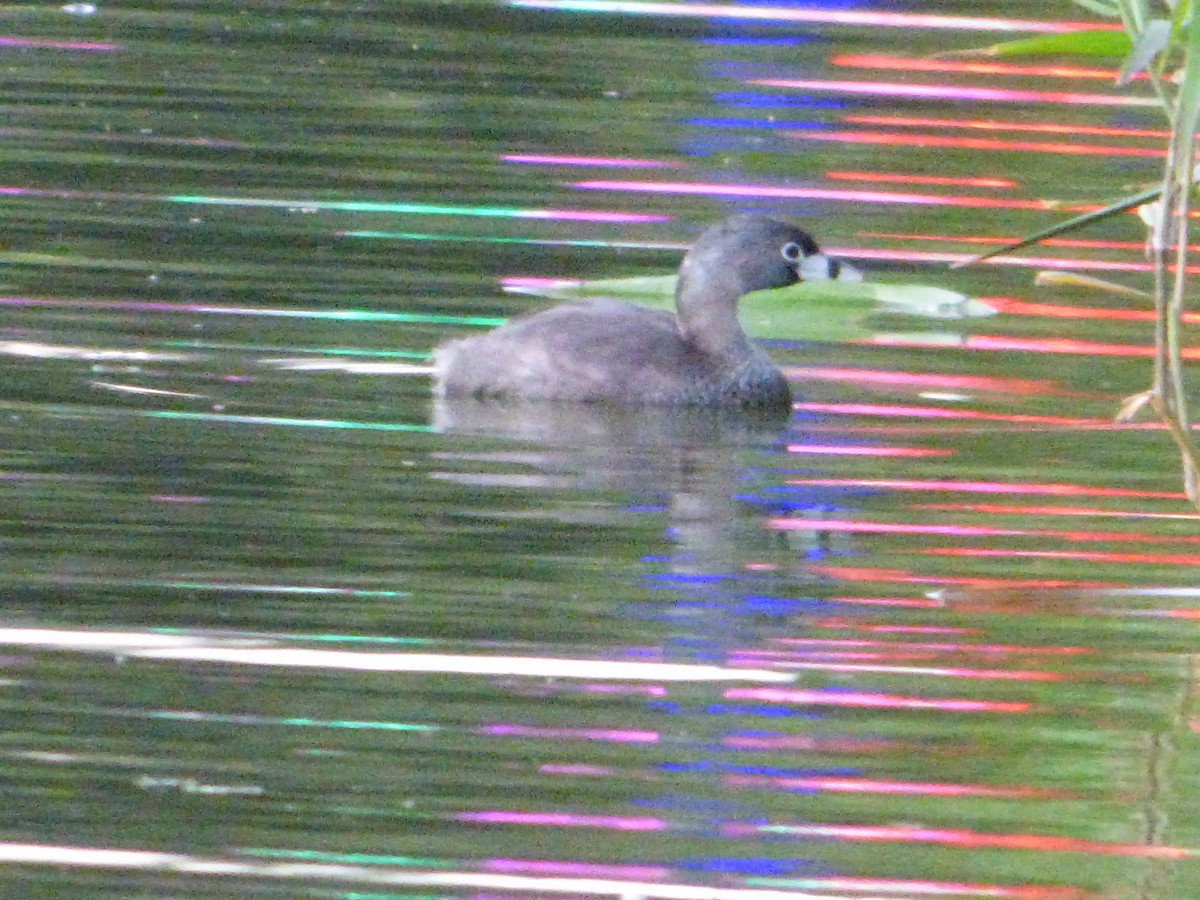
[781,242,804,264]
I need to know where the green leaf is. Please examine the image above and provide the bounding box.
[1117,18,1171,85]
[941,29,1132,59]
[515,275,997,342]
[1176,11,1200,140]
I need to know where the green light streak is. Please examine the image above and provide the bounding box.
[244,848,452,868]
[172,195,539,218]
[346,229,630,249]
[151,627,431,645]
[143,411,433,432]
[193,306,505,327]
[150,710,436,732]
[152,583,412,598]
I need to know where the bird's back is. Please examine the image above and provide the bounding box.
[433,298,788,407]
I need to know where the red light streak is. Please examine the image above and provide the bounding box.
[844,113,1169,139]
[826,170,1018,188]
[990,297,1200,324]
[770,517,1200,544]
[724,822,1195,859]
[724,773,1065,798]
[928,548,1200,565]
[576,179,1061,209]
[725,686,1030,713]
[776,636,1091,655]
[861,232,1151,251]
[875,334,1200,357]
[786,444,952,457]
[752,78,1159,107]
[794,401,1111,427]
[793,128,1163,158]
[835,247,1182,273]
[734,649,1068,680]
[918,502,1200,520]
[789,366,1080,396]
[827,595,946,608]
[831,53,1127,81]
[788,477,1183,499]
[809,564,1116,589]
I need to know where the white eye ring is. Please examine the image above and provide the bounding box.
[781,242,805,264]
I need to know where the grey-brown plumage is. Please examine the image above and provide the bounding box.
[433,214,847,409]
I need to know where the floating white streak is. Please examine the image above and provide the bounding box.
[258,358,434,374]
[0,341,193,361]
[0,629,792,682]
[0,841,878,898]
[0,628,216,650]
[131,648,794,682]
[91,382,208,399]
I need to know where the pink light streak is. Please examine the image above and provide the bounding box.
[788,477,1183,500]
[502,153,679,168]
[721,734,917,753]
[457,811,664,831]
[576,179,1063,209]
[749,660,1065,682]
[788,366,1081,396]
[509,1,1112,33]
[794,401,1111,427]
[785,444,952,457]
[0,35,120,51]
[872,334,1200,358]
[725,686,1030,713]
[484,858,672,880]
[794,127,1164,158]
[480,724,658,743]
[538,764,618,776]
[753,78,1159,108]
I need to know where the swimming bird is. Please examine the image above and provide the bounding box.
[433,214,856,408]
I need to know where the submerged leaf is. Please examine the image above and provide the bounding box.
[507,274,996,342]
[936,29,1132,60]
[1033,270,1153,299]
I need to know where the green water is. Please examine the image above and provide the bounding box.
[1,2,1198,898]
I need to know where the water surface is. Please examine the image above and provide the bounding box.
[2,2,1199,898]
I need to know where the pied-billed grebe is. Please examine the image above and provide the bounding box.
[433,214,855,408]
